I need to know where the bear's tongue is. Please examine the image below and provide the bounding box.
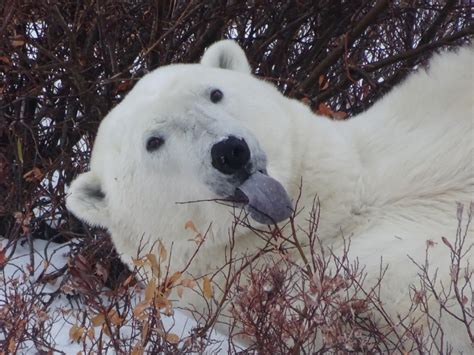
[235,171,293,224]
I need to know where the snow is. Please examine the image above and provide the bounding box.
[0,238,229,354]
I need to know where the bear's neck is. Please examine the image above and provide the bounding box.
[284,101,365,245]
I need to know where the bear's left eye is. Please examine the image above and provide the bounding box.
[146,136,164,152]
[210,89,223,103]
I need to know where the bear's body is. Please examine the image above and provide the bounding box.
[67,41,473,350]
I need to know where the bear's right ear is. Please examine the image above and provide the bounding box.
[66,171,109,228]
[201,40,251,74]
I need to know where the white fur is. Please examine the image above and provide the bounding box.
[67,41,473,350]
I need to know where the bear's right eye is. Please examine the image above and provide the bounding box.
[146,136,164,152]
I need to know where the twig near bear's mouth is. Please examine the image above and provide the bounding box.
[175,197,249,208]
[175,197,249,206]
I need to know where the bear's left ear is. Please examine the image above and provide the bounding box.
[201,40,251,74]
[66,171,110,229]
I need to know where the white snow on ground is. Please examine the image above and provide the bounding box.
[0,238,229,354]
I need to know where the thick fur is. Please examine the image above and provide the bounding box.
[67,41,473,350]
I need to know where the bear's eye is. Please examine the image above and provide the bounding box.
[146,136,164,152]
[210,89,223,103]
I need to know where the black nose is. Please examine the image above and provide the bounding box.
[211,136,251,175]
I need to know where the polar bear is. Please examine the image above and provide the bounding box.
[67,41,473,350]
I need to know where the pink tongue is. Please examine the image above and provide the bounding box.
[236,172,292,224]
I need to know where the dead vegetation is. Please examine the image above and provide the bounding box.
[1,199,472,353]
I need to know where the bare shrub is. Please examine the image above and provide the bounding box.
[221,201,473,353]
[0,200,472,353]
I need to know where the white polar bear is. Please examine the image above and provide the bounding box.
[67,41,473,350]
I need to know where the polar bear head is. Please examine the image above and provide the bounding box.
[67,41,295,247]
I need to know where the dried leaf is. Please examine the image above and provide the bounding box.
[0,56,11,65]
[23,167,44,182]
[69,325,84,342]
[115,80,133,93]
[166,271,182,288]
[166,333,180,344]
[184,220,198,233]
[441,236,453,251]
[8,338,15,352]
[153,293,170,309]
[181,278,197,288]
[319,75,329,90]
[146,253,160,277]
[108,309,123,326]
[0,248,7,266]
[189,233,204,245]
[144,278,156,301]
[86,327,95,341]
[202,276,213,299]
[133,301,149,319]
[122,275,134,287]
[332,111,348,120]
[61,284,75,295]
[91,313,105,327]
[177,286,184,298]
[102,323,111,337]
[158,240,167,261]
[318,102,333,117]
[11,35,25,47]
[301,97,311,106]
[131,344,144,355]
[132,257,145,267]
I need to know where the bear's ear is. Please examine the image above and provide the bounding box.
[66,171,109,228]
[200,40,251,74]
